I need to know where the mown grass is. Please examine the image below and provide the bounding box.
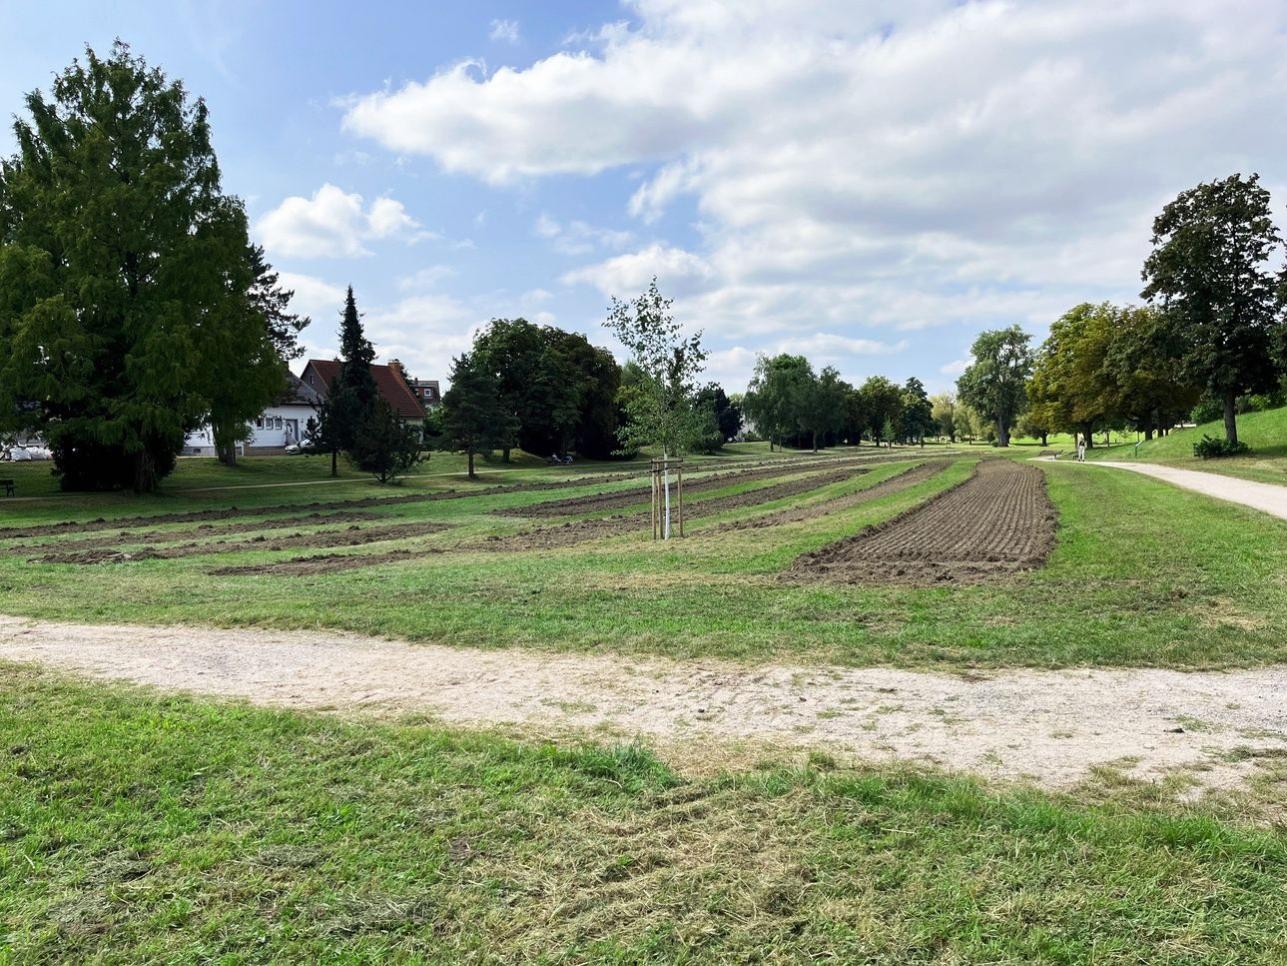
[3,665,1286,963]
[1089,405,1287,484]
[1,450,1285,668]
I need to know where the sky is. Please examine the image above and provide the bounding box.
[3,0,1286,395]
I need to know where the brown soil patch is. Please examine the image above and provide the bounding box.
[3,510,381,556]
[36,521,450,566]
[481,463,881,553]
[790,460,1056,585]
[706,460,949,534]
[500,452,912,518]
[209,547,440,577]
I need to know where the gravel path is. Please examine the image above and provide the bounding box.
[1079,460,1287,521]
[4,615,1285,794]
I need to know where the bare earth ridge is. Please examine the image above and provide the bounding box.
[3,615,1285,795]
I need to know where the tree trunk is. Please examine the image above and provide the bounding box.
[502,447,511,463]
[468,450,476,479]
[1039,432,1048,447]
[1081,423,1094,450]
[996,418,1009,447]
[1223,391,1238,445]
[330,448,338,477]
[812,430,818,453]
[132,450,156,493]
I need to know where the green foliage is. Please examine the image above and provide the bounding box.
[858,376,904,445]
[442,352,518,477]
[349,400,425,483]
[929,392,956,441]
[1192,434,1251,460]
[743,354,813,449]
[331,286,377,451]
[604,279,708,457]
[956,326,1034,446]
[1142,173,1285,445]
[0,43,284,491]
[898,377,934,443]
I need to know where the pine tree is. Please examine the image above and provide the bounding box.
[350,400,424,483]
[331,286,377,453]
[442,353,517,478]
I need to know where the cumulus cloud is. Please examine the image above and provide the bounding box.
[341,0,1287,390]
[257,183,428,258]
[276,272,347,323]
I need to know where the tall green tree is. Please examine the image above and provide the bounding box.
[899,377,934,445]
[956,326,1034,447]
[0,43,280,491]
[350,400,424,484]
[858,376,904,447]
[441,352,516,478]
[1141,173,1284,446]
[603,279,708,458]
[331,286,377,450]
[929,392,956,442]
[1027,303,1119,448]
[743,354,813,450]
[1109,305,1201,439]
[799,366,847,452]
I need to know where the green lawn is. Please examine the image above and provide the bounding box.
[3,665,1285,962]
[1087,406,1287,485]
[1,448,1285,668]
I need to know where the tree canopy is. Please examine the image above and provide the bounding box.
[0,42,295,490]
[1141,173,1284,444]
[956,326,1034,447]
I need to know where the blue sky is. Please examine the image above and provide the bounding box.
[4,0,1286,394]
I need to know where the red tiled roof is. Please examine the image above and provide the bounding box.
[300,360,425,421]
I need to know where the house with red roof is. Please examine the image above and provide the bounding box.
[300,358,427,423]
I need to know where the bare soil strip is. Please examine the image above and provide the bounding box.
[35,521,450,566]
[791,460,1056,585]
[0,455,877,540]
[500,452,913,518]
[705,460,949,534]
[205,463,882,576]
[2,510,381,556]
[4,615,1284,794]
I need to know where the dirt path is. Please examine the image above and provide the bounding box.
[4,615,1285,794]
[1077,460,1287,522]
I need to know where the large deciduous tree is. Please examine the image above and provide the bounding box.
[1141,173,1284,446]
[857,376,904,447]
[0,43,292,491]
[956,326,1034,447]
[743,354,813,450]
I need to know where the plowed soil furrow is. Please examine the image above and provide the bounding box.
[212,463,877,576]
[705,460,949,534]
[35,521,450,565]
[790,460,1056,585]
[499,455,886,518]
[0,455,890,539]
[3,510,381,556]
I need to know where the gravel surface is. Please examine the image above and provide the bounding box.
[4,614,1285,793]
[1079,460,1287,521]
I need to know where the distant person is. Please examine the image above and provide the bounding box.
[1075,434,1087,462]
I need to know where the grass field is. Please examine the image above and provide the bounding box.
[1085,406,1287,485]
[1,445,1284,668]
[4,446,1287,960]
[4,665,1287,962]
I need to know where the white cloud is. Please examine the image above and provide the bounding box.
[257,183,428,259]
[534,214,634,255]
[398,265,457,291]
[340,0,1287,388]
[276,272,346,323]
[939,358,969,377]
[489,18,520,44]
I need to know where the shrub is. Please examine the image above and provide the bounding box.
[1192,434,1250,459]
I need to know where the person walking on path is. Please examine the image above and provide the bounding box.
[1075,434,1087,462]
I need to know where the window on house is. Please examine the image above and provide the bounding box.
[255,417,264,429]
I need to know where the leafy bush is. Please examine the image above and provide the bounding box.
[1192,434,1250,459]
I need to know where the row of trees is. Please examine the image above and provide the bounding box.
[438,282,740,477]
[955,174,1287,451]
[0,44,309,491]
[742,358,935,451]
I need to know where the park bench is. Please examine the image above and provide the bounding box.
[1,478,14,497]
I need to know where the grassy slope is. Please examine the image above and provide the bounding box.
[1,452,1285,667]
[1088,406,1287,485]
[3,666,1285,963]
